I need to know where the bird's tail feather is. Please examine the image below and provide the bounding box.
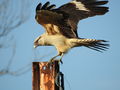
[71,38,109,52]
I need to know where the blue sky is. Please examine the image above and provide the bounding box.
[0,0,120,90]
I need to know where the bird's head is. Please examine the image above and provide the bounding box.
[34,36,45,48]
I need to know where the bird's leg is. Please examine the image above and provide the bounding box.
[49,54,60,64]
[49,52,64,65]
[58,53,64,64]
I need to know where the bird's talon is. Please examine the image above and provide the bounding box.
[48,59,54,65]
[58,59,63,64]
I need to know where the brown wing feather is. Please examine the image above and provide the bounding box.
[58,0,109,37]
[35,1,109,38]
[35,2,77,38]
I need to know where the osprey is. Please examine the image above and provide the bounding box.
[34,0,109,63]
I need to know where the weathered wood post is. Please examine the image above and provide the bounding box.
[32,61,64,90]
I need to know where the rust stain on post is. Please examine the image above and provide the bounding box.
[32,62,40,90]
[32,61,60,90]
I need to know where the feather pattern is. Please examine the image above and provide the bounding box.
[35,0,109,38]
[36,1,56,11]
[41,2,50,10]
[70,39,109,52]
[58,0,109,37]
[34,1,109,54]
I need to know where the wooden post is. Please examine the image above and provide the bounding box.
[32,61,63,90]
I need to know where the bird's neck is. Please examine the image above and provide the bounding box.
[41,34,71,53]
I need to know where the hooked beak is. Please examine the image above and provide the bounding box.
[34,36,41,48]
[34,41,38,48]
[34,45,37,48]
[34,41,39,48]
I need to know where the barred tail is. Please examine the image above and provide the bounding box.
[85,40,109,52]
[70,38,109,52]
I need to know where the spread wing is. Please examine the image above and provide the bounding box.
[35,0,109,38]
[58,0,109,37]
[35,2,77,38]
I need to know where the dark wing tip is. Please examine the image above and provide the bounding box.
[89,6,109,15]
[36,2,56,11]
[47,4,56,10]
[87,0,109,15]
[36,3,42,12]
[88,1,108,5]
[76,0,109,15]
[41,1,50,10]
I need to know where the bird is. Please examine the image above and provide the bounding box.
[34,0,109,63]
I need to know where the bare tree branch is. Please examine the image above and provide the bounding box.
[0,0,32,76]
[0,0,55,77]
[0,51,54,76]
[0,0,31,37]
